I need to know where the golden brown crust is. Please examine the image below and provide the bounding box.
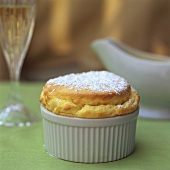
[40,71,140,118]
[41,83,131,105]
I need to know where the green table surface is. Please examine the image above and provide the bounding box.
[0,82,170,170]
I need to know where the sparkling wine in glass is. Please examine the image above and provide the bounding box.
[0,0,38,127]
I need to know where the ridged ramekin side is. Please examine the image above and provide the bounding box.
[42,116,137,163]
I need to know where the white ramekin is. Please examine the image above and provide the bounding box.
[41,104,139,163]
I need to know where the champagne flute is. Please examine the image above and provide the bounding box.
[0,0,38,127]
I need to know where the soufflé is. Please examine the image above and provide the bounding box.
[40,71,140,163]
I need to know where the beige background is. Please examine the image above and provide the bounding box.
[1,0,170,81]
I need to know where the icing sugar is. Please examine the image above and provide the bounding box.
[47,71,129,93]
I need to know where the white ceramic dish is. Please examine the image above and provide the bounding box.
[41,104,139,163]
[92,38,170,120]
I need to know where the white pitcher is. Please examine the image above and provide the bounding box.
[92,38,170,119]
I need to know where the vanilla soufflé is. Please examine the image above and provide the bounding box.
[40,71,140,118]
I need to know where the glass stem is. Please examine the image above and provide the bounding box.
[8,61,22,104]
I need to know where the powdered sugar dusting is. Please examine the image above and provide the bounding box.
[47,71,129,94]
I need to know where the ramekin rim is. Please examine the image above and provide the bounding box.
[40,104,139,127]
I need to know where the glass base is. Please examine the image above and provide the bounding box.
[0,103,39,127]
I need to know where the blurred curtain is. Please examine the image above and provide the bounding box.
[1,0,170,80]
